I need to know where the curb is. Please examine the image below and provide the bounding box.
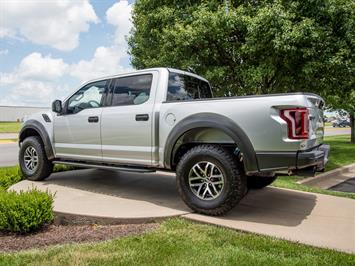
[53,211,184,225]
[298,163,355,189]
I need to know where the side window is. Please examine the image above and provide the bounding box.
[67,80,107,114]
[111,74,152,106]
[167,72,212,101]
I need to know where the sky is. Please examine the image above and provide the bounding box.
[0,0,135,107]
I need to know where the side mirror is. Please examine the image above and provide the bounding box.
[52,100,63,114]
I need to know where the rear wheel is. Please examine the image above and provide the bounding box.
[247,175,277,189]
[19,136,53,181]
[176,145,247,216]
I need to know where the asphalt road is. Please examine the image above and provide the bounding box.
[0,143,18,167]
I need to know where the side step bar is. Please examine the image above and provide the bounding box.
[52,160,156,173]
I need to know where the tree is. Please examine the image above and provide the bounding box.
[129,0,355,142]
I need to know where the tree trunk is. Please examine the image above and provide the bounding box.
[351,113,355,144]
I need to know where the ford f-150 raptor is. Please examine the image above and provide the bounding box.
[19,68,329,215]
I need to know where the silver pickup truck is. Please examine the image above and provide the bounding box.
[19,68,329,215]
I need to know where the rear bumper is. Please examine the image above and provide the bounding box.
[256,144,330,176]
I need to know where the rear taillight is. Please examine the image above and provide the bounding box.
[280,108,309,139]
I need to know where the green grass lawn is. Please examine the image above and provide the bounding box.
[0,122,21,133]
[274,135,355,199]
[0,219,354,265]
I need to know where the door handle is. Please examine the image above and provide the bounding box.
[135,114,149,121]
[88,116,99,123]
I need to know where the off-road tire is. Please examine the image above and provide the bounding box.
[176,144,247,216]
[19,136,53,181]
[247,175,277,189]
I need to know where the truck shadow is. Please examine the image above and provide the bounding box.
[46,169,316,227]
[226,187,317,226]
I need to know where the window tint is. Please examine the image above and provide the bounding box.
[167,72,212,102]
[111,74,152,106]
[67,80,107,114]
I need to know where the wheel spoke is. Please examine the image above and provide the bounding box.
[205,186,213,198]
[190,182,204,187]
[196,184,204,196]
[202,186,209,198]
[192,167,203,178]
[196,164,206,177]
[204,162,211,176]
[209,164,215,177]
[211,180,223,185]
[210,183,219,195]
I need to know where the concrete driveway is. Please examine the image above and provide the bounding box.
[10,169,355,254]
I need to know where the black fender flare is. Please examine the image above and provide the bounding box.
[19,120,55,160]
[164,113,259,173]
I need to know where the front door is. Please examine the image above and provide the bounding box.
[53,79,108,161]
[101,73,155,166]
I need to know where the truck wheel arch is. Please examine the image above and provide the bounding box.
[164,113,259,173]
[19,120,55,161]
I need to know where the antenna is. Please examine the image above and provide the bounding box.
[187,67,196,74]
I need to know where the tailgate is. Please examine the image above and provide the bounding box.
[306,94,325,145]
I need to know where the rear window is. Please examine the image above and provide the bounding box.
[167,72,212,102]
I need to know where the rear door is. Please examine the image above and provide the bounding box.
[101,72,156,166]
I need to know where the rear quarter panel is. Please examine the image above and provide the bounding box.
[158,94,321,167]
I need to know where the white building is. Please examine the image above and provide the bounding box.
[0,105,48,122]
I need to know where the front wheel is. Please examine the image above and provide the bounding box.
[176,145,247,216]
[19,136,53,181]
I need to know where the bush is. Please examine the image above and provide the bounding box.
[0,167,22,191]
[0,189,54,233]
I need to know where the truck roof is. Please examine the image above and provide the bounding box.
[84,67,209,85]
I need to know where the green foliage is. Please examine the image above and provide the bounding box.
[0,189,54,233]
[0,165,74,233]
[129,0,354,107]
[0,167,22,191]
[53,164,76,173]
